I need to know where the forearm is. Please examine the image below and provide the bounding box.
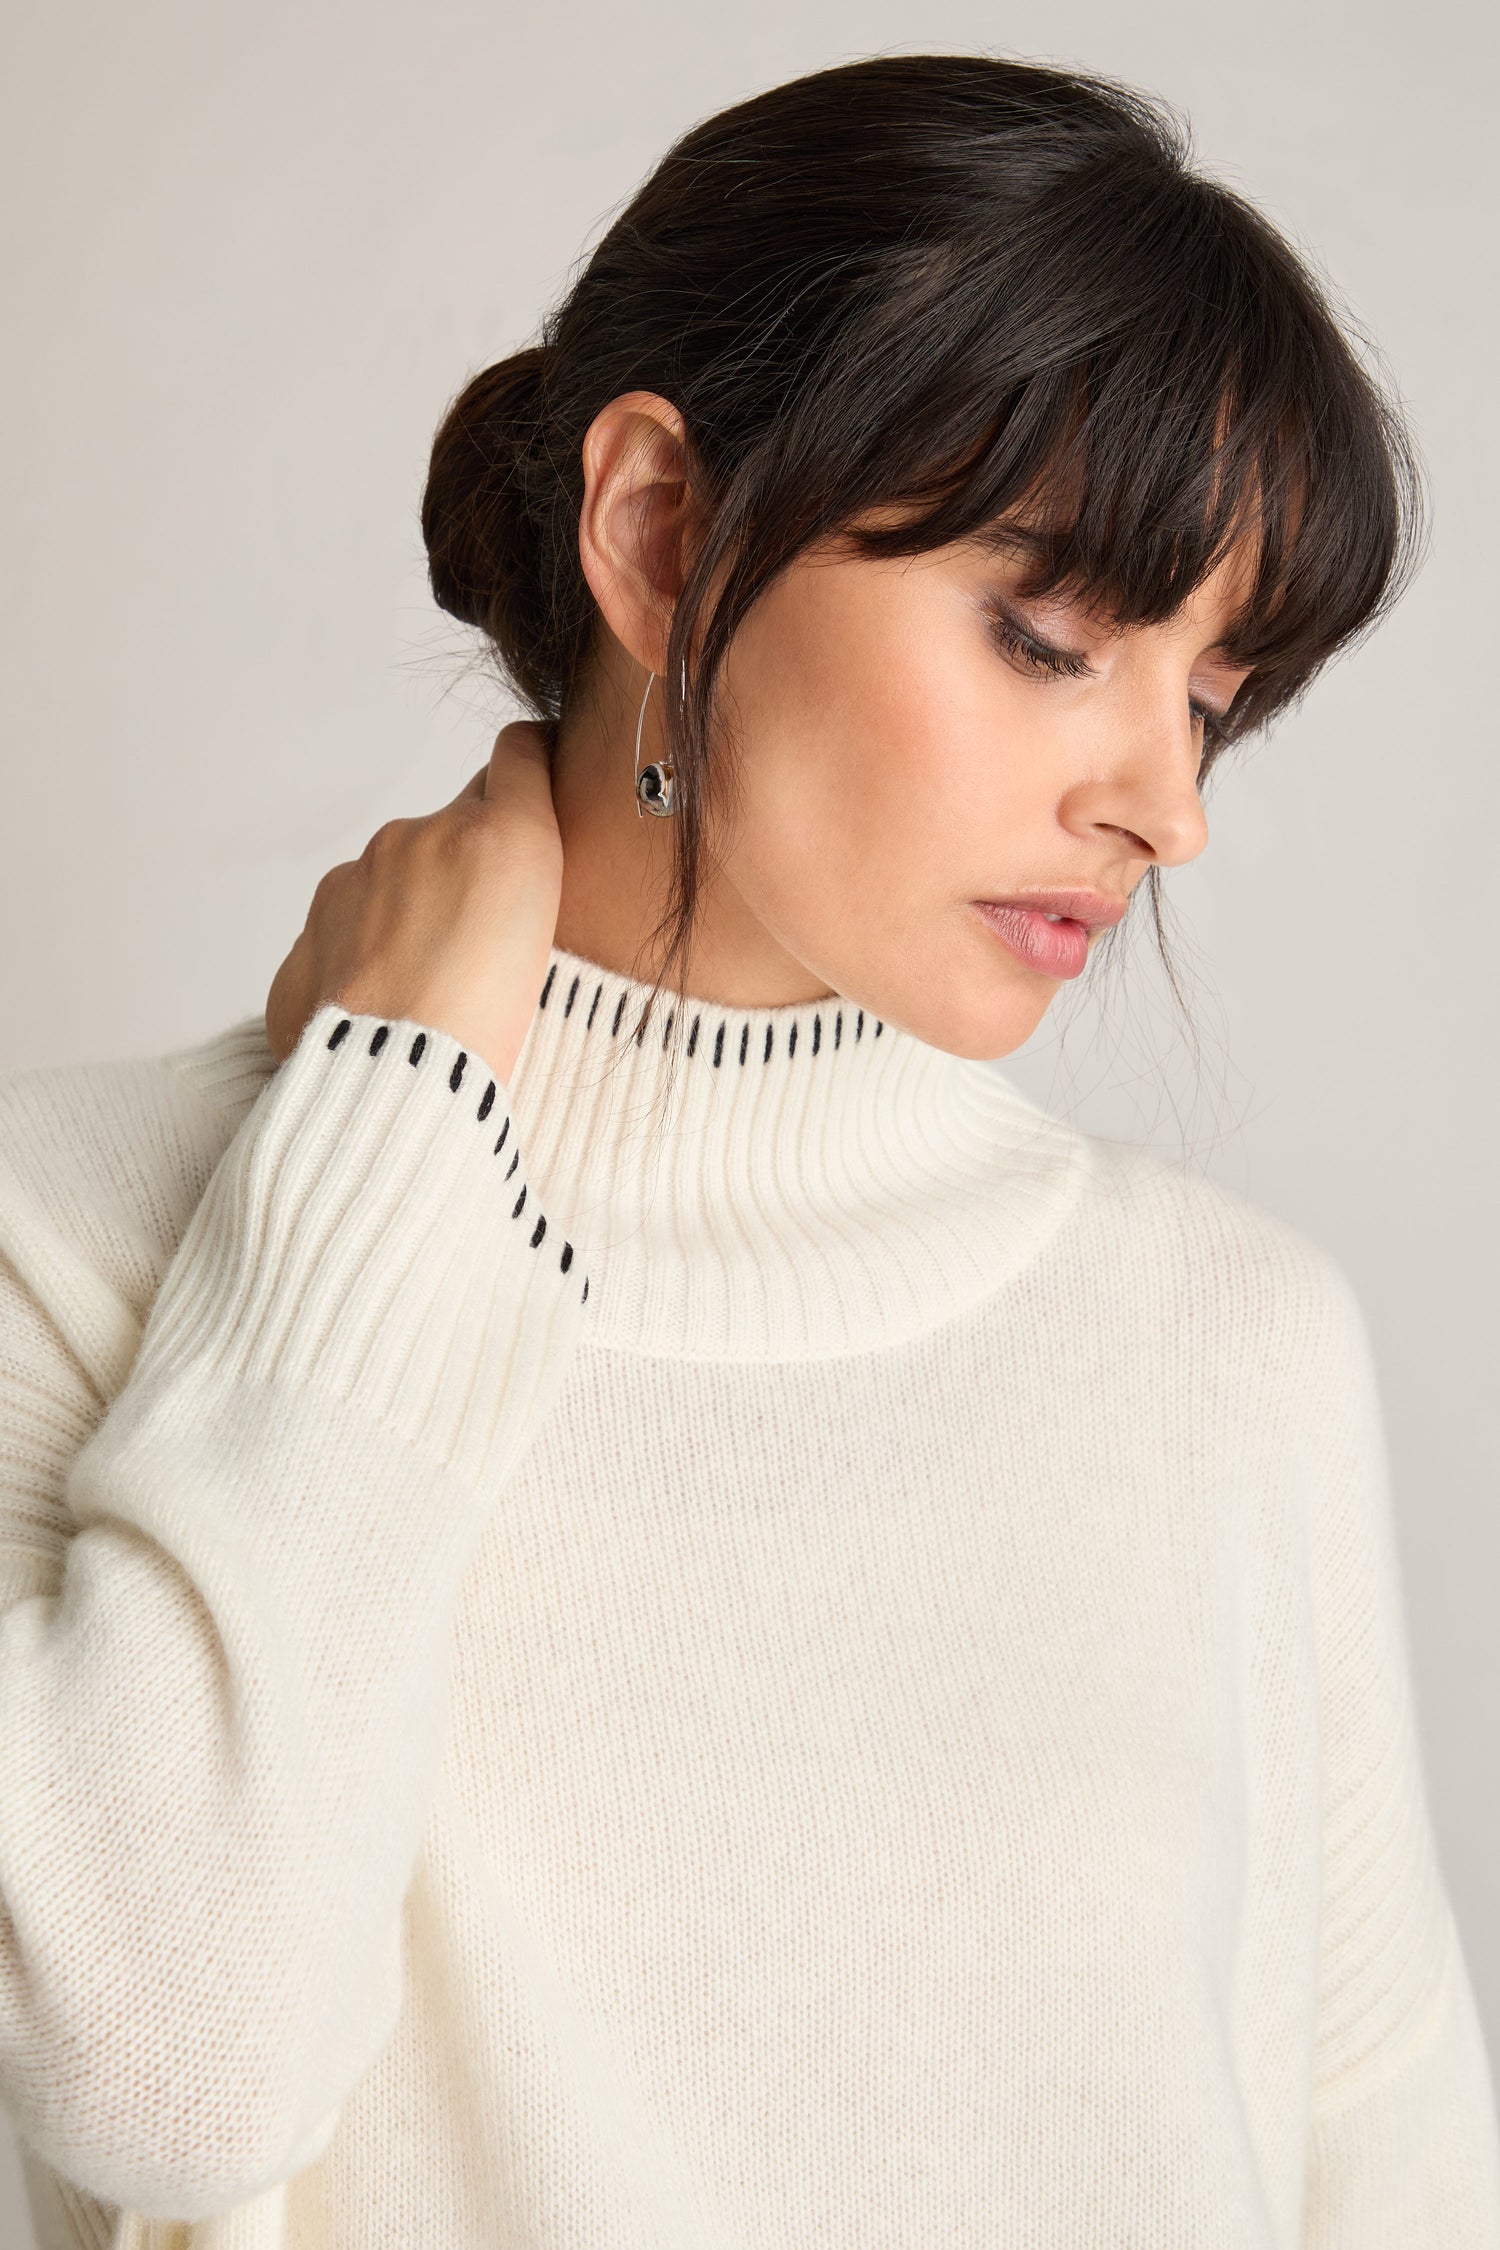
[0,1005,586,2218]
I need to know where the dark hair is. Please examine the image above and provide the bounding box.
[422,50,1424,1099]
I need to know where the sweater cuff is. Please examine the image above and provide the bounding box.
[130,1001,589,1487]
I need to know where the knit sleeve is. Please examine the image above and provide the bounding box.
[0,1002,589,2222]
[1299,1260,1500,2246]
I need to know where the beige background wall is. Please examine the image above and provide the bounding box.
[1,0,1494,2234]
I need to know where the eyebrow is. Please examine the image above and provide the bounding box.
[969,522,1063,567]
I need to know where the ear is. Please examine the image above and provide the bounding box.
[577,391,702,674]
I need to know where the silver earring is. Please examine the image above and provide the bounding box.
[633,661,683,819]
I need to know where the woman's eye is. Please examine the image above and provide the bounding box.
[985,598,1231,743]
[982,604,1092,681]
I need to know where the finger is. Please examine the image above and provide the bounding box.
[483,719,556,801]
[443,763,490,809]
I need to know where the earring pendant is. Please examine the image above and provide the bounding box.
[633,664,683,819]
[636,760,676,817]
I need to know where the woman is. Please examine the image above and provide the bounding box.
[1,49,1496,2250]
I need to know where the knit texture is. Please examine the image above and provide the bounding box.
[0,939,1496,2248]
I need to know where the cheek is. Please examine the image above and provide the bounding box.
[724,571,1001,871]
[714,562,1069,943]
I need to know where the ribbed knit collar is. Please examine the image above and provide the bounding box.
[505,941,1088,1363]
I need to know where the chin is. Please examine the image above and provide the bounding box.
[897,985,1050,1063]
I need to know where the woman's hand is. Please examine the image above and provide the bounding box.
[264,720,564,1089]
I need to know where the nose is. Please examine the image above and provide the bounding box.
[1058,704,1211,871]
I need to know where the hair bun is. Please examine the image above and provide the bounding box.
[422,345,554,675]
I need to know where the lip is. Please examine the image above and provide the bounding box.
[970,890,1129,981]
[977,889,1130,931]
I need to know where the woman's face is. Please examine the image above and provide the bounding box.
[562,396,1256,1061]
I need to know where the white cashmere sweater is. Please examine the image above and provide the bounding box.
[0,941,1496,2250]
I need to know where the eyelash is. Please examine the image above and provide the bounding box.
[982,603,1221,738]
